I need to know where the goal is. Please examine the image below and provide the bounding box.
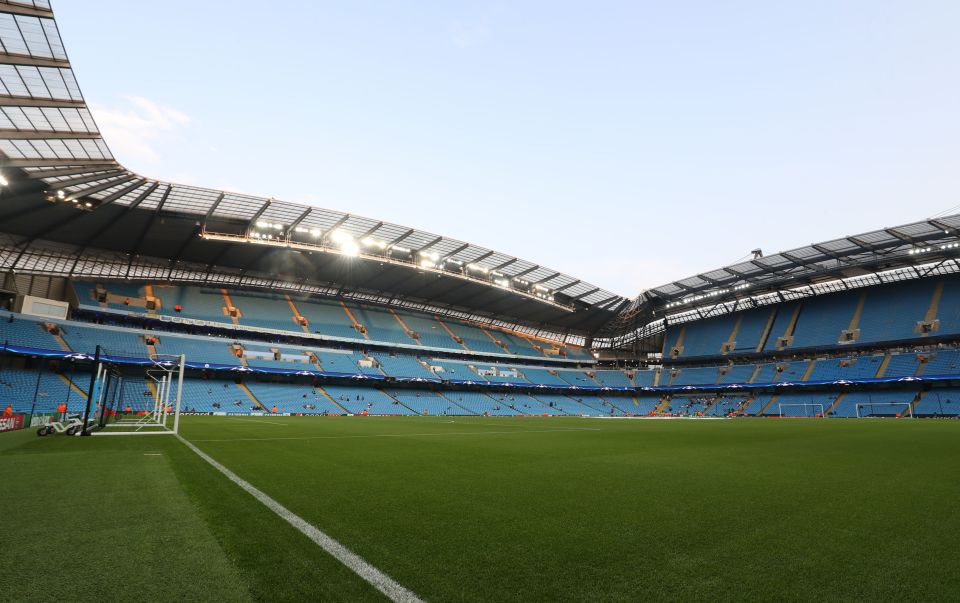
[778,403,825,418]
[82,347,185,436]
[855,402,913,418]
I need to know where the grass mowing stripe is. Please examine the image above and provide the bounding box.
[225,418,290,426]
[190,427,603,443]
[176,434,423,603]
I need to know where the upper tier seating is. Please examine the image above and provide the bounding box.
[348,304,414,345]
[856,280,938,344]
[397,313,457,349]
[787,293,862,349]
[292,297,359,339]
[670,366,720,386]
[73,281,590,361]
[233,293,298,331]
[920,350,960,376]
[593,370,633,388]
[664,275,960,360]
[717,364,755,384]
[439,320,504,355]
[806,356,883,381]
[372,353,435,380]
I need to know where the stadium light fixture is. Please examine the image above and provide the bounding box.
[0,173,8,187]
[331,229,360,256]
[466,263,489,274]
[330,229,352,244]
[361,237,386,249]
[341,240,360,256]
[57,190,65,199]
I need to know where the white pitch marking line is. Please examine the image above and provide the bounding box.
[143,453,162,456]
[191,427,602,443]
[177,435,423,603]
[226,418,289,426]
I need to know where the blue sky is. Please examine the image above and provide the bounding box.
[57,1,960,297]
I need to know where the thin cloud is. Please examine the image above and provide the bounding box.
[88,95,190,167]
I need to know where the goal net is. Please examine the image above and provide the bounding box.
[778,403,825,418]
[83,347,185,436]
[855,402,913,418]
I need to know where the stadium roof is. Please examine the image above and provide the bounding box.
[0,1,628,337]
[598,214,960,343]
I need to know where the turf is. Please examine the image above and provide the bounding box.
[3,417,960,601]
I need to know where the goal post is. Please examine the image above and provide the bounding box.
[855,401,913,418]
[89,352,185,436]
[777,403,825,418]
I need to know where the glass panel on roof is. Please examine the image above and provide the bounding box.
[783,246,819,259]
[163,185,222,214]
[755,254,792,267]
[78,108,97,131]
[11,139,37,157]
[1,106,29,129]
[137,185,169,210]
[58,68,81,100]
[0,14,28,56]
[40,18,64,59]
[39,107,67,131]
[16,66,49,97]
[22,106,50,130]
[213,193,266,220]
[0,139,23,157]
[854,230,892,244]
[79,138,106,159]
[818,239,857,252]
[0,64,27,96]
[62,138,87,158]
[726,260,762,274]
[94,138,112,159]
[896,222,937,236]
[38,67,69,99]
[15,15,52,58]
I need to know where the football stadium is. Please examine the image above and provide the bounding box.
[1,2,959,601]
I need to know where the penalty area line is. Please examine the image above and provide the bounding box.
[176,435,423,603]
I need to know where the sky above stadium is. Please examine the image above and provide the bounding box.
[57,1,960,298]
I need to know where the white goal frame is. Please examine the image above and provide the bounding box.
[778,403,825,418]
[855,401,913,419]
[93,354,185,436]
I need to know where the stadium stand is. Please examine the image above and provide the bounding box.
[0,313,62,350]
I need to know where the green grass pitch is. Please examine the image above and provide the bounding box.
[2,416,959,601]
